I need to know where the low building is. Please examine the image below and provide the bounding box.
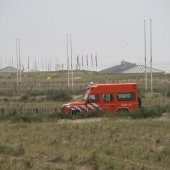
[100,60,164,74]
[0,66,22,73]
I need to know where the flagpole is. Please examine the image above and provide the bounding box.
[86,55,88,70]
[95,54,97,72]
[82,55,83,70]
[16,38,19,86]
[70,34,73,91]
[150,19,153,93]
[18,38,22,82]
[67,35,70,92]
[144,20,147,90]
[91,54,93,71]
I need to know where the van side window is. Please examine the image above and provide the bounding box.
[103,94,114,102]
[117,93,135,101]
[89,95,100,103]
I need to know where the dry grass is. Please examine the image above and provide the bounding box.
[0,71,170,169]
[0,119,169,170]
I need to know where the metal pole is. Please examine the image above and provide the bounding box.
[28,56,29,70]
[150,19,153,93]
[18,38,21,82]
[91,54,93,71]
[82,55,83,70]
[86,55,88,70]
[67,35,70,91]
[70,34,73,91]
[55,58,57,71]
[144,20,147,90]
[12,58,13,67]
[46,59,47,71]
[95,54,97,72]
[16,38,19,86]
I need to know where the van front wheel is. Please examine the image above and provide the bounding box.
[71,110,80,119]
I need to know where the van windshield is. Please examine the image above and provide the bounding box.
[82,92,89,101]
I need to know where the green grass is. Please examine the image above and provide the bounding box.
[0,144,24,156]
[0,104,168,123]
[116,107,166,119]
[0,119,169,169]
[46,90,72,101]
[0,71,170,170]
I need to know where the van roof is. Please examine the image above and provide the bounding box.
[88,83,138,93]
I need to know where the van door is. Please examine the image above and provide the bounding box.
[102,93,115,112]
[88,94,101,112]
[116,92,136,111]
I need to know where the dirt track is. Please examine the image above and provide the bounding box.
[59,113,170,124]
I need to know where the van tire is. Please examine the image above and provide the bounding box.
[71,110,80,119]
[117,108,129,113]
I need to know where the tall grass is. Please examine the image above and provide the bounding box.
[46,90,72,101]
[116,107,165,119]
[0,120,169,169]
[0,106,168,123]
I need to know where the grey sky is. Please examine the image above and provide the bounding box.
[0,0,170,70]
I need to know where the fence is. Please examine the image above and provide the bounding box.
[0,80,157,94]
[0,81,89,94]
[0,104,169,115]
[0,107,60,115]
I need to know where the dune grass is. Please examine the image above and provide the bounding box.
[0,71,170,169]
[0,119,169,170]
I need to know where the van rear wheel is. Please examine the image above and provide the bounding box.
[117,108,129,114]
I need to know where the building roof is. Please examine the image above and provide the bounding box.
[100,61,164,74]
[0,66,21,73]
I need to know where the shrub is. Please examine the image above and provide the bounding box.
[166,90,170,97]
[46,90,72,101]
[116,107,163,119]
[28,91,44,96]
[0,145,15,154]
[3,98,9,102]
[20,94,29,101]
[0,144,25,156]
[11,112,42,123]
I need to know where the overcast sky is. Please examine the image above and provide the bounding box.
[0,0,170,70]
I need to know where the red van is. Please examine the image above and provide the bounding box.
[61,83,141,117]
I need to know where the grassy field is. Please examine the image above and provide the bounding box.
[0,119,170,170]
[0,71,170,114]
[0,71,170,95]
[0,71,170,169]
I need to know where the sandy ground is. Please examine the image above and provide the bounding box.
[58,113,170,124]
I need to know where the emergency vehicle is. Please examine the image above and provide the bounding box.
[61,83,141,117]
